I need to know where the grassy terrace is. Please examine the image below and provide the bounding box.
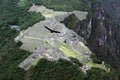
[59,43,79,58]
[58,43,109,72]
[86,62,109,72]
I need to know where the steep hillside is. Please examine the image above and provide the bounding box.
[63,1,120,69]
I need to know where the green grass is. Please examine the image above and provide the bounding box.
[59,43,79,58]
[86,62,109,72]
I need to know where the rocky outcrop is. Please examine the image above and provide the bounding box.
[99,0,120,25]
[88,2,120,69]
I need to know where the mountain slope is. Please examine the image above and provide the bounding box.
[0,0,120,80]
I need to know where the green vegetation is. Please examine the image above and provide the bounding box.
[0,0,44,30]
[90,53,101,63]
[62,14,80,29]
[30,59,85,80]
[18,12,44,29]
[19,0,89,11]
[0,0,43,79]
[86,68,110,80]
[0,50,30,80]
[0,19,31,80]
[69,57,83,66]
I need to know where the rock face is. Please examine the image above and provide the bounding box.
[99,0,120,25]
[63,1,120,69]
[88,2,120,69]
